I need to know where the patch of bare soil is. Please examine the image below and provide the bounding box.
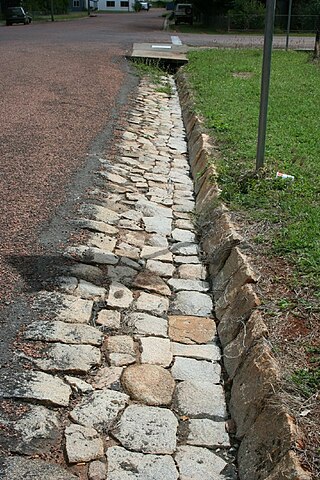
[232,212,320,479]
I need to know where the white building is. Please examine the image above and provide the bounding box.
[91,0,136,11]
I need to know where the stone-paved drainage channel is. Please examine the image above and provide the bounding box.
[0,75,237,480]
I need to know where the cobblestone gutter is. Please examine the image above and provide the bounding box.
[176,70,312,480]
[0,76,236,479]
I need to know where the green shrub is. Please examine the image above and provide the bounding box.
[228,0,265,30]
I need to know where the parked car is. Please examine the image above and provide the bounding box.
[174,3,193,25]
[140,2,150,10]
[5,6,32,26]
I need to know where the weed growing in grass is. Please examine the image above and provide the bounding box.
[155,82,173,96]
[186,49,320,288]
[132,58,163,77]
[132,59,172,95]
[292,367,320,398]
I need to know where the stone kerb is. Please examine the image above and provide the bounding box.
[175,69,311,480]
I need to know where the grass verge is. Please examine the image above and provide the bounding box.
[31,12,89,22]
[186,49,320,289]
[185,49,319,477]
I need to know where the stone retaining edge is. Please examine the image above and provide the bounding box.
[176,70,311,480]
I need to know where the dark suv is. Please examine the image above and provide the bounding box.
[6,7,32,26]
[174,3,193,25]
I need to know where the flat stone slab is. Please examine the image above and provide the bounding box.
[125,312,168,337]
[33,343,101,374]
[144,172,168,183]
[88,461,106,480]
[120,210,143,222]
[175,446,227,480]
[143,216,172,235]
[112,405,178,454]
[140,337,173,367]
[91,203,121,222]
[107,335,136,366]
[146,260,175,278]
[168,279,209,292]
[132,271,171,296]
[171,291,213,317]
[136,199,173,218]
[120,257,141,270]
[171,357,221,383]
[174,255,201,264]
[108,352,136,367]
[67,263,105,285]
[71,279,106,300]
[64,375,94,393]
[0,456,77,480]
[107,335,135,354]
[136,292,169,316]
[70,388,129,432]
[96,309,121,330]
[121,364,175,406]
[174,381,227,420]
[187,419,230,448]
[106,446,179,480]
[0,405,61,455]
[0,371,71,407]
[120,230,146,248]
[65,424,104,463]
[140,246,173,262]
[67,246,118,265]
[173,201,195,213]
[24,321,103,346]
[118,218,142,231]
[107,282,134,308]
[115,243,140,260]
[169,171,192,185]
[148,233,169,247]
[89,232,117,251]
[107,265,137,286]
[175,219,194,230]
[171,342,220,361]
[177,264,207,280]
[77,218,119,236]
[171,242,199,256]
[172,228,196,243]
[56,295,93,324]
[168,315,216,344]
[91,366,123,389]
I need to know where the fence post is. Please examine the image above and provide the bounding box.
[285,0,293,51]
[50,0,54,21]
[314,29,320,59]
[256,0,276,171]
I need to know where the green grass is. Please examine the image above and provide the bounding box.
[292,346,320,397]
[132,60,173,95]
[31,12,89,22]
[185,49,320,289]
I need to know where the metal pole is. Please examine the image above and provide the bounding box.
[50,0,54,21]
[256,0,276,171]
[285,0,293,51]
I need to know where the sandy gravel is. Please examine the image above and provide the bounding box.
[0,34,127,303]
